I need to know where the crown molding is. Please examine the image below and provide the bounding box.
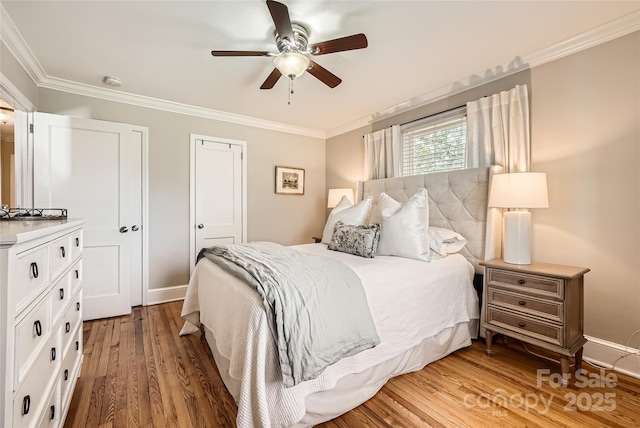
[0,72,35,111]
[326,10,640,138]
[38,76,325,139]
[0,5,47,85]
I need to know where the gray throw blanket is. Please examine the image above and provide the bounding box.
[198,242,380,387]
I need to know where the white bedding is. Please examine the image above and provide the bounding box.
[181,243,479,428]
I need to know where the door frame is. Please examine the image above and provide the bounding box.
[133,125,150,307]
[189,133,247,272]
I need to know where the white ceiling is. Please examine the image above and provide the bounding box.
[2,1,639,136]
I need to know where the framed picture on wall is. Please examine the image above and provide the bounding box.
[275,166,305,195]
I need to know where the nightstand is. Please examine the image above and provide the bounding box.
[480,259,589,386]
[312,236,322,243]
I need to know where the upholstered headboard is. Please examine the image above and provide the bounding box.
[357,167,491,273]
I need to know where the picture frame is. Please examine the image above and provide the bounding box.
[275,166,305,195]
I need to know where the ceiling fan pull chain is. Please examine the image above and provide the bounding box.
[288,77,293,105]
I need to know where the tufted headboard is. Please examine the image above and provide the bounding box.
[357,167,491,273]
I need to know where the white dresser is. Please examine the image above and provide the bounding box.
[1,219,85,428]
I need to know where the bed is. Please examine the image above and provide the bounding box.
[181,166,499,427]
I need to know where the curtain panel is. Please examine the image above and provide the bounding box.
[363,125,401,180]
[466,84,530,173]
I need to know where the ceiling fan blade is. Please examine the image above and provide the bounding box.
[266,0,293,42]
[211,50,272,57]
[307,60,342,88]
[309,33,368,55]
[260,68,282,90]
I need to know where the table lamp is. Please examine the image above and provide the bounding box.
[327,188,354,208]
[488,172,549,265]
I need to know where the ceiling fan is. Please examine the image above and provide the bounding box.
[211,0,368,90]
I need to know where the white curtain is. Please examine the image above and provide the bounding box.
[466,84,530,173]
[466,84,531,263]
[363,125,401,180]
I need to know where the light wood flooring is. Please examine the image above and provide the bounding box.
[65,301,640,427]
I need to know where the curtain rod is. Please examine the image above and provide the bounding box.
[400,103,467,127]
[363,103,468,137]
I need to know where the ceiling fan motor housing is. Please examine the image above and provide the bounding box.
[276,22,309,53]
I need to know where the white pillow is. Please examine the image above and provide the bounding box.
[376,188,430,262]
[428,227,467,256]
[321,196,373,244]
[369,192,401,225]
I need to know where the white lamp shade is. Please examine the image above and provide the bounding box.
[327,188,354,208]
[274,52,310,78]
[488,172,549,209]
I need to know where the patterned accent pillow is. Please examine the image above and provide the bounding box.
[328,221,381,258]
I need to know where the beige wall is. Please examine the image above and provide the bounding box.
[325,32,640,347]
[37,89,326,290]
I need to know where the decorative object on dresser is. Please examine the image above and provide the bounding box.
[481,258,589,387]
[488,172,549,264]
[1,219,85,427]
[275,165,305,195]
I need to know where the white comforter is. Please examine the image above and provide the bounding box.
[181,244,478,428]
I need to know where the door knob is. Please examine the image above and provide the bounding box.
[197,224,204,229]
[119,226,129,233]
[131,225,139,231]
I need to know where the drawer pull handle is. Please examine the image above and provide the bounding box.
[518,300,526,306]
[60,246,66,258]
[64,369,69,381]
[22,395,30,415]
[51,347,56,361]
[50,405,55,420]
[60,288,65,300]
[517,279,526,285]
[76,341,80,351]
[30,262,39,278]
[76,237,80,247]
[34,320,42,336]
[75,269,79,279]
[518,322,526,328]
[77,302,81,311]
[66,322,71,333]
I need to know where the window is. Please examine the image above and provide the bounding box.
[401,107,467,176]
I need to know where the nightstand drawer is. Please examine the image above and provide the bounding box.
[487,287,563,323]
[487,307,563,346]
[487,268,563,300]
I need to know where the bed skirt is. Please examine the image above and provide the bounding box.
[205,320,473,427]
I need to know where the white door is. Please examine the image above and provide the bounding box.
[33,113,144,320]
[190,135,246,269]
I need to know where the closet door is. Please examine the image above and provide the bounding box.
[33,113,143,320]
[190,135,246,270]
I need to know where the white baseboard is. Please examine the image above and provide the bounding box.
[583,335,640,379]
[146,284,187,305]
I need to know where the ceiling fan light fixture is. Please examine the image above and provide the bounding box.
[274,52,309,79]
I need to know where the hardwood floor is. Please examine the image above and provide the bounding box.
[65,302,640,427]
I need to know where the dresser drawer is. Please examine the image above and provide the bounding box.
[15,294,52,388]
[69,229,83,262]
[49,234,72,281]
[36,378,60,428]
[70,259,83,296]
[62,290,83,358]
[15,244,50,314]
[487,287,563,323]
[487,268,564,300]
[487,307,563,346]
[51,273,72,325]
[60,325,82,411]
[12,330,61,428]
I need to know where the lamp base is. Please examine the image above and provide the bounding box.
[503,211,531,265]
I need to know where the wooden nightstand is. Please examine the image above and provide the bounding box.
[480,258,589,386]
[312,236,322,243]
